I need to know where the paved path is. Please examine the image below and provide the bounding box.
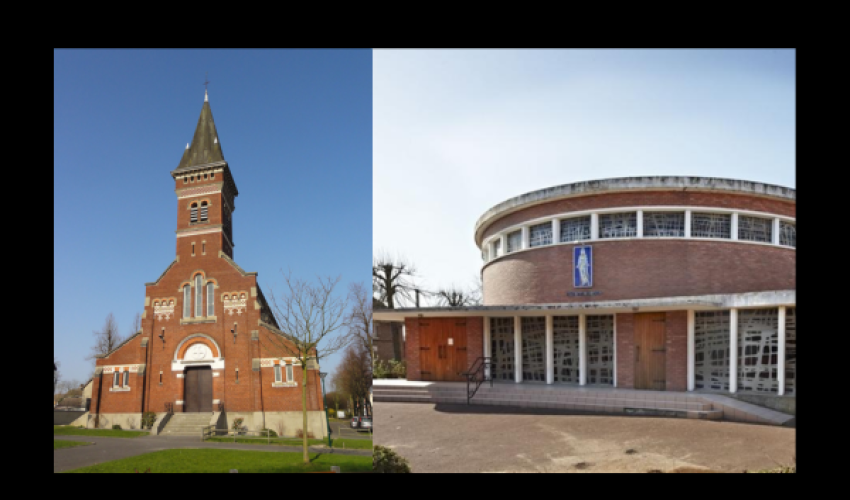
[374,402,795,473]
[53,435,370,473]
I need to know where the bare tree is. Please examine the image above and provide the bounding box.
[471,272,484,305]
[87,313,124,363]
[373,253,418,308]
[264,270,349,463]
[435,285,478,307]
[129,312,141,337]
[332,344,371,418]
[346,282,374,357]
[54,357,61,396]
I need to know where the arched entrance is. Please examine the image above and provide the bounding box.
[180,342,216,413]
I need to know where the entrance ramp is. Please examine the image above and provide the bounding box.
[373,380,793,426]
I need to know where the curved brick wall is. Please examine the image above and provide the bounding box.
[482,239,796,305]
[479,191,795,244]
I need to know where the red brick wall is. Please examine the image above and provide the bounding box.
[484,240,795,305]
[466,317,484,371]
[665,311,688,392]
[481,190,795,241]
[404,318,421,381]
[615,313,635,389]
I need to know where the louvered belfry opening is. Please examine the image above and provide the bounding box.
[190,203,198,223]
[200,201,208,222]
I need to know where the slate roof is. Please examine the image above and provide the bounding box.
[174,92,225,172]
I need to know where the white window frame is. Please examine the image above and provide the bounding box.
[113,372,120,387]
[207,282,214,316]
[123,370,129,387]
[195,275,203,318]
[285,364,293,383]
[274,365,282,383]
[183,285,191,318]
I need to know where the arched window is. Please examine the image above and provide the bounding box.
[183,285,191,318]
[190,203,198,223]
[200,201,208,222]
[207,282,214,316]
[195,275,203,317]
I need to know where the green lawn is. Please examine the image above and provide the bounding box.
[206,436,372,450]
[54,439,93,450]
[53,426,149,438]
[64,449,373,473]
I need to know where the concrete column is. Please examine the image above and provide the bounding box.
[636,210,644,238]
[684,210,692,238]
[514,316,523,383]
[500,234,507,256]
[612,314,618,388]
[729,308,738,393]
[552,219,560,245]
[778,306,786,396]
[590,213,599,240]
[731,213,739,241]
[687,309,695,391]
[578,314,587,386]
[483,316,491,380]
[545,315,554,385]
[521,226,530,250]
[772,218,781,245]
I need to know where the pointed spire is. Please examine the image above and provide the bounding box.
[186,143,189,149]
[175,94,225,171]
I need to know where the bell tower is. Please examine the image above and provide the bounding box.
[170,90,239,260]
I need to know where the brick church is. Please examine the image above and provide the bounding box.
[87,90,327,437]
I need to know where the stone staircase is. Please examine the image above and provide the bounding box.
[374,381,794,425]
[159,412,213,436]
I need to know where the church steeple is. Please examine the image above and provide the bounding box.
[176,92,225,170]
[171,91,239,260]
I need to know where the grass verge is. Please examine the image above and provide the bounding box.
[205,436,372,450]
[54,439,93,450]
[54,426,149,438]
[64,449,372,473]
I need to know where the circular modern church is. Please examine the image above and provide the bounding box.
[476,176,795,305]
[374,177,795,425]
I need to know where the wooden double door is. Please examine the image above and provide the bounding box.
[184,366,212,412]
[634,313,667,391]
[419,318,468,381]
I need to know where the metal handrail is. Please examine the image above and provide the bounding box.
[165,402,174,415]
[461,357,493,404]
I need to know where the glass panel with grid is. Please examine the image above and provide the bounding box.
[507,230,522,253]
[599,212,637,239]
[521,317,546,382]
[691,213,731,239]
[529,222,553,248]
[586,315,613,385]
[738,215,772,243]
[560,216,591,243]
[779,221,796,247]
[553,316,579,383]
[492,239,501,258]
[490,318,515,381]
[643,212,685,237]
[694,311,730,391]
[785,307,795,395]
[737,308,779,393]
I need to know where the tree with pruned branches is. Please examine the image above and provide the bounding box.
[262,270,349,463]
[436,284,479,307]
[373,253,418,308]
[346,282,374,357]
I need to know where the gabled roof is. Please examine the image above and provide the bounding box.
[174,91,225,172]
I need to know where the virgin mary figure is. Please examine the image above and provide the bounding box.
[576,248,590,286]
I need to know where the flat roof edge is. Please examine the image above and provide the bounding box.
[373,290,796,320]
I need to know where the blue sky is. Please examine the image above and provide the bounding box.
[54,49,372,385]
[373,49,795,303]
